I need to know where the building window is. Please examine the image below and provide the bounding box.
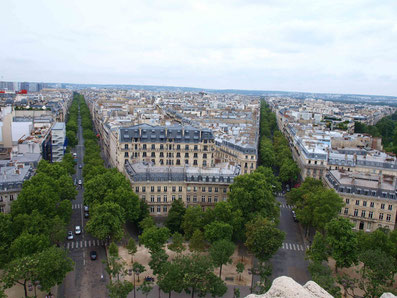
[203,153,207,159]
[344,208,348,215]
[157,196,161,203]
[163,206,167,213]
[172,195,176,201]
[363,201,367,207]
[157,186,161,192]
[386,214,391,222]
[203,161,207,167]
[187,195,190,202]
[178,195,182,200]
[368,211,373,219]
[176,145,180,150]
[194,145,198,151]
[143,144,147,150]
[142,186,146,193]
[194,153,198,158]
[193,186,197,192]
[135,187,139,193]
[150,206,155,213]
[151,152,155,157]
[388,205,393,211]
[151,144,155,149]
[208,187,212,192]
[124,144,129,149]
[163,195,167,202]
[185,160,189,165]
[381,203,385,209]
[209,196,213,203]
[172,186,176,192]
[379,213,384,220]
[164,186,167,192]
[160,152,164,157]
[215,187,219,193]
[176,159,181,165]
[346,198,350,204]
[355,200,359,206]
[370,202,374,208]
[361,210,366,218]
[185,145,189,150]
[223,188,227,193]
[157,206,161,213]
[160,144,164,150]
[201,196,205,202]
[354,209,358,217]
[202,187,206,192]
[150,196,155,203]
[179,186,183,192]
[193,160,198,166]
[193,196,197,203]
[143,152,147,157]
[124,152,129,157]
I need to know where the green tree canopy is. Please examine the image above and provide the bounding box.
[165,199,186,234]
[209,239,235,278]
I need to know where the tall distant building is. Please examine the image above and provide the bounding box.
[20,82,29,91]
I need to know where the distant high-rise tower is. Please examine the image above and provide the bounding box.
[20,82,29,91]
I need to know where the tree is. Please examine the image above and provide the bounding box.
[286,177,323,206]
[228,172,279,224]
[126,238,137,263]
[204,221,233,243]
[105,255,126,281]
[104,187,140,223]
[182,206,205,240]
[168,232,185,254]
[306,232,329,263]
[189,230,205,252]
[209,239,235,278]
[308,261,341,297]
[236,262,245,281]
[86,202,125,243]
[138,280,153,298]
[132,262,145,282]
[107,280,134,298]
[325,218,358,272]
[35,247,74,292]
[9,232,50,259]
[245,216,285,262]
[165,199,186,234]
[139,216,155,231]
[174,254,227,298]
[148,249,168,276]
[109,242,119,257]
[358,249,396,297]
[48,215,67,245]
[157,261,184,298]
[139,227,170,253]
[278,158,299,185]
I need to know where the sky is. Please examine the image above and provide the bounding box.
[1,0,397,96]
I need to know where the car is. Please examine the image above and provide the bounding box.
[78,179,82,185]
[75,225,81,235]
[67,231,74,240]
[84,212,89,218]
[84,205,89,212]
[79,164,83,169]
[90,251,97,260]
[292,211,298,222]
[144,276,155,282]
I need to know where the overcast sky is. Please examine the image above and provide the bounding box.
[1,0,397,96]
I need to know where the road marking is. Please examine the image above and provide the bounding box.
[88,240,91,247]
[80,241,83,247]
[71,242,74,249]
[76,241,79,249]
[84,240,87,247]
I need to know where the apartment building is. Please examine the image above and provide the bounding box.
[125,161,240,216]
[51,122,66,162]
[116,124,216,172]
[0,163,34,213]
[325,170,397,231]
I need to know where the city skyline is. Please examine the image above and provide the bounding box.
[1,0,397,96]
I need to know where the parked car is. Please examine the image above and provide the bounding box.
[84,205,89,212]
[144,276,155,282]
[75,225,81,235]
[79,164,83,169]
[67,231,74,240]
[84,212,89,218]
[291,210,298,222]
[78,180,82,185]
[90,251,97,260]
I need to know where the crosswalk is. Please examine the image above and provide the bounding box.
[281,242,309,251]
[280,204,294,209]
[65,239,105,250]
[72,204,82,209]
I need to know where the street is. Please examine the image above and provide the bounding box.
[57,106,108,298]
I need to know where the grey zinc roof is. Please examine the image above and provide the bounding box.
[119,124,214,143]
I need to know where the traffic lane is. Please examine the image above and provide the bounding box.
[80,246,108,298]
[279,208,303,243]
[270,247,310,285]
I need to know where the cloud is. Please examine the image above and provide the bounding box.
[0,0,396,96]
